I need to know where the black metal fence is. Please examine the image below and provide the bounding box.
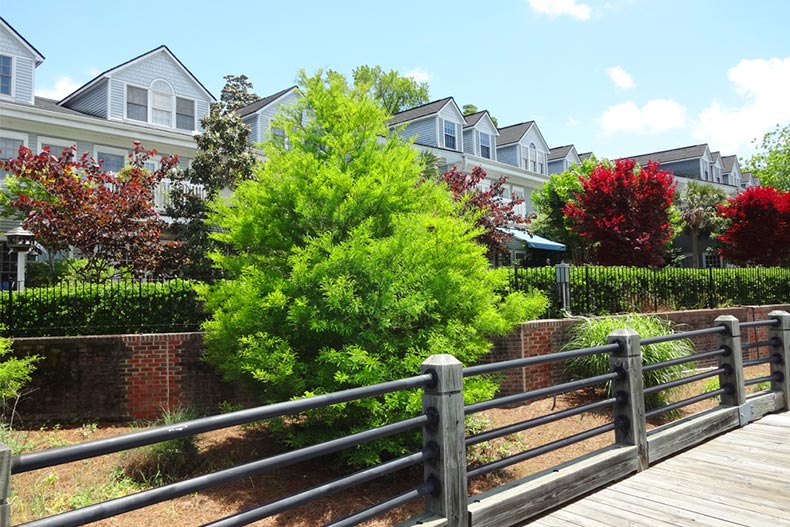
[512,266,790,318]
[0,279,204,337]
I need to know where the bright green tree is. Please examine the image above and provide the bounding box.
[200,70,545,464]
[351,65,429,114]
[676,181,727,268]
[745,123,790,191]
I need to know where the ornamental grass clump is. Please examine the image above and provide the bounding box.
[563,314,693,410]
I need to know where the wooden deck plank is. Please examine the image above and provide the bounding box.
[532,413,790,527]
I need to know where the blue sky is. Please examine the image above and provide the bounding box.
[4,0,790,161]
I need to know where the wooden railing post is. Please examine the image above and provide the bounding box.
[715,315,746,422]
[421,354,468,527]
[608,329,648,472]
[768,310,790,410]
[0,442,10,527]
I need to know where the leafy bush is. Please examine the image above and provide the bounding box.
[201,70,548,466]
[121,406,200,484]
[0,329,38,418]
[563,314,693,410]
[1,280,204,337]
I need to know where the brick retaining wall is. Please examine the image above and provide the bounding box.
[9,304,790,422]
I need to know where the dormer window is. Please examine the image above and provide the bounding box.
[0,55,11,96]
[443,120,457,150]
[126,80,196,131]
[480,132,491,159]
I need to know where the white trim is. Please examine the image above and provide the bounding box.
[61,46,214,106]
[93,145,129,172]
[0,18,45,64]
[0,54,14,101]
[1,100,199,149]
[37,136,76,155]
[0,129,28,145]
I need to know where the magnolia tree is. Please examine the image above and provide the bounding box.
[0,142,178,281]
[717,186,790,266]
[564,159,677,267]
[439,165,527,257]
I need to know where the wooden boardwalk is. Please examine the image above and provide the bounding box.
[529,412,790,527]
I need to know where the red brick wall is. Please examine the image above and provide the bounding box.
[491,304,790,396]
[11,333,252,422]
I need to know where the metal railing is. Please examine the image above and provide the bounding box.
[3,311,790,527]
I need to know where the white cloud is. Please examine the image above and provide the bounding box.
[606,65,635,89]
[567,116,582,127]
[406,68,430,83]
[693,57,790,154]
[528,0,592,20]
[600,99,687,136]
[35,76,81,100]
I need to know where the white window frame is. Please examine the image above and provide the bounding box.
[37,137,76,158]
[175,96,196,131]
[93,145,128,173]
[0,54,14,100]
[480,132,491,159]
[443,120,457,150]
[123,79,197,132]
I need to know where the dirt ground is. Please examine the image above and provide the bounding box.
[9,364,771,527]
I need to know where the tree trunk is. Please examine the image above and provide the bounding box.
[691,228,700,268]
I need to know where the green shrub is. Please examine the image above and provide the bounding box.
[1,280,204,337]
[563,315,693,410]
[121,406,200,484]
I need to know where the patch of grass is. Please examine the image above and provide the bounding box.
[563,314,694,411]
[120,406,200,485]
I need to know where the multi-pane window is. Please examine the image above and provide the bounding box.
[126,85,148,122]
[0,137,23,161]
[176,97,195,130]
[0,56,11,96]
[443,120,456,150]
[126,81,195,131]
[529,143,537,172]
[151,80,173,126]
[480,132,491,159]
[97,151,125,173]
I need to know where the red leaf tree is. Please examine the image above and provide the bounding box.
[440,165,527,256]
[0,142,179,281]
[716,186,790,266]
[564,159,677,267]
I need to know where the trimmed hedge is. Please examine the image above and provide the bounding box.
[514,266,790,317]
[0,280,204,337]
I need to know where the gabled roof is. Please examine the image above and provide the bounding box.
[0,16,45,65]
[625,144,710,166]
[34,96,95,118]
[238,86,299,118]
[463,110,486,127]
[388,97,455,126]
[579,152,594,162]
[548,145,576,161]
[710,151,721,164]
[496,121,536,147]
[463,110,499,135]
[721,155,739,173]
[60,45,215,106]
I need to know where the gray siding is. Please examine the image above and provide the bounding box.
[548,159,566,175]
[109,79,125,120]
[113,52,206,100]
[497,145,519,167]
[196,100,210,132]
[257,91,301,140]
[245,115,259,144]
[13,56,34,104]
[463,128,475,155]
[66,79,108,118]
[399,117,437,147]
